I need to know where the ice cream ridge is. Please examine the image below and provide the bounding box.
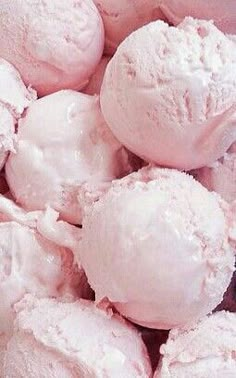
[0,0,235,377]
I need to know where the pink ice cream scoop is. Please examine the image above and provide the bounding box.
[159,0,236,34]
[0,195,91,338]
[77,166,235,330]
[101,18,236,170]
[3,295,152,378]
[5,90,135,225]
[154,311,236,377]
[0,0,104,96]
[94,0,166,55]
[0,59,36,170]
[192,143,236,203]
[83,56,111,95]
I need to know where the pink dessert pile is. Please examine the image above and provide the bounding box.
[0,1,235,377]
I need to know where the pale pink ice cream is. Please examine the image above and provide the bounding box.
[160,0,236,34]
[154,311,236,377]
[77,166,235,330]
[0,195,91,338]
[4,296,152,378]
[83,56,111,95]
[101,18,236,170]
[0,0,104,96]
[94,0,166,54]
[193,143,236,203]
[0,59,36,169]
[6,90,135,224]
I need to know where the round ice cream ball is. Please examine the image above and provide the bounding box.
[3,296,152,378]
[154,311,236,378]
[159,0,236,34]
[0,0,104,96]
[192,143,236,203]
[77,166,235,330]
[0,196,91,337]
[5,90,134,225]
[94,0,166,55]
[83,56,111,95]
[101,18,236,170]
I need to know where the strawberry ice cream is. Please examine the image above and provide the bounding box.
[4,296,152,377]
[193,143,236,203]
[0,0,236,373]
[0,195,91,338]
[77,166,235,330]
[0,0,104,96]
[160,0,236,34]
[154,311,236,377]
[94,0,166,55]
[0,59,36,170]
[83,56,111,95]
[101,18,236,170]
[5,90,135,224]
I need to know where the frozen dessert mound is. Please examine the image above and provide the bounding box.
[3,295,152,378]
[159,0,236,34]
[101,17,236,170]
[0,195,91,338]
[0,0,104,95]
[76,165,235,330]
[5,90,137,225]
[154,311,236,377]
